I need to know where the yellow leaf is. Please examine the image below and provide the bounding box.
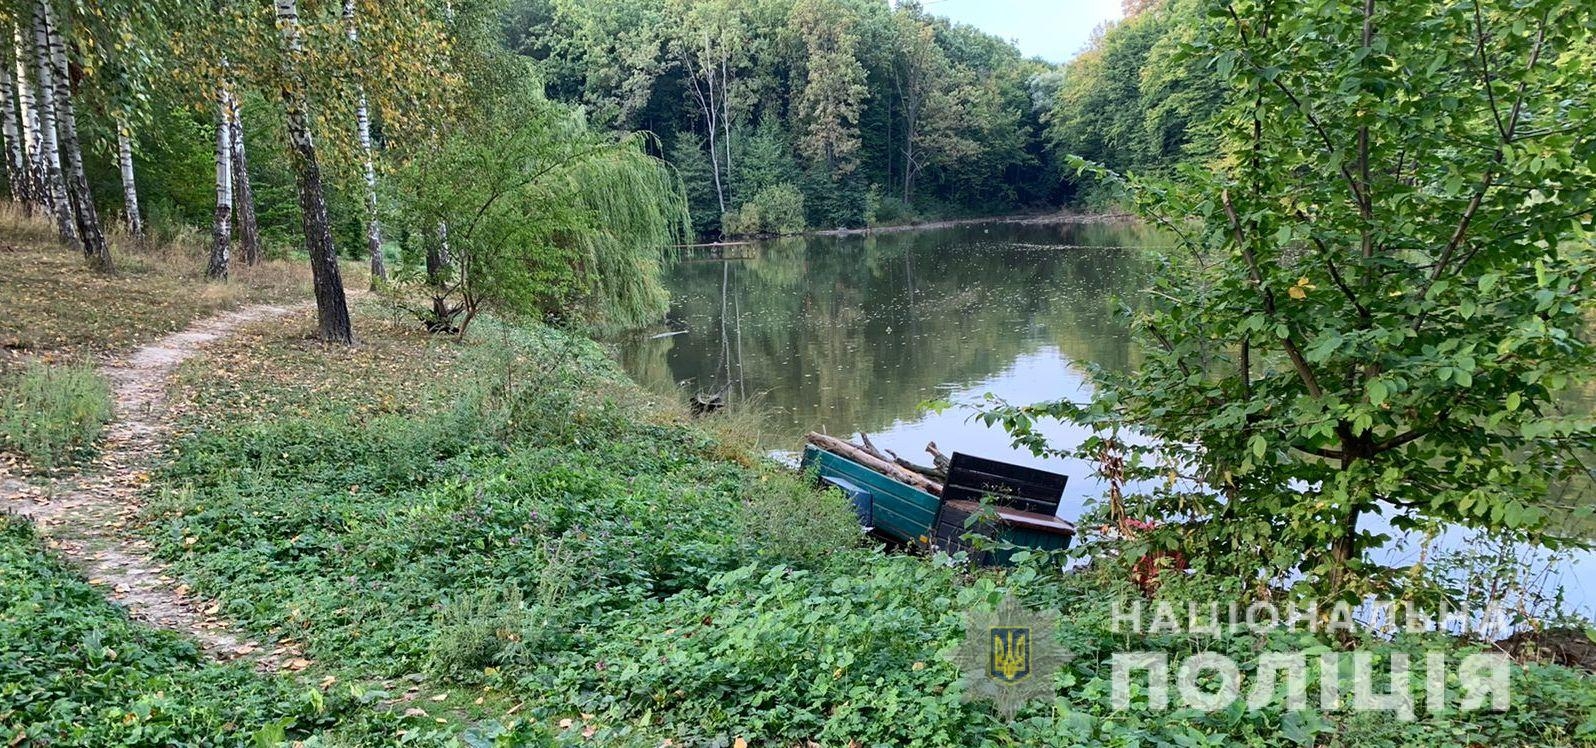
[1287,285,1307,300]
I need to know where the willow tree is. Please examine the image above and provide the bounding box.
[392,90,687,336]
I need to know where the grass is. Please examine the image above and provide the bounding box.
[0,206,336,378]
[136,302,1595,747]
[1,215,1591,745]
[0,362,112,470]
[0,514,338,746]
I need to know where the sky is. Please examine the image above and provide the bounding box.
[926,0,1124,64]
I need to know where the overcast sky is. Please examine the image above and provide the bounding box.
[927,0,1124,64]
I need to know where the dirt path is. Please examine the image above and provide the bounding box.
[0,303,309,671]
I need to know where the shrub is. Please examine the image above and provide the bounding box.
[870,194,918,227]
[0,362,113,470]
[738,474,864,569]
[724,183,807,237]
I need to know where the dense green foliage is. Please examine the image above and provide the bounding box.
[510,0,1064,236]
[129,315,1595,746]
[1045,0,1223,198]
[990,0,1596,596]
[0,362,112,470]
[390,83,688,333]
[0,515,339,745]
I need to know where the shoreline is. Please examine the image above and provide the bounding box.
[810,209,1137,238]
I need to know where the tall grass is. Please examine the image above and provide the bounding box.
[0,362,113,470]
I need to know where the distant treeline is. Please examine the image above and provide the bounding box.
[507,0,1218,238]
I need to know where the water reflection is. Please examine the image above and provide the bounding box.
[617,221,1158,507]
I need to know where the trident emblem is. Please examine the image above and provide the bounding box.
[988,626,1031,683]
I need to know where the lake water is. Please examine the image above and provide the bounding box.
[616,220,1594,619]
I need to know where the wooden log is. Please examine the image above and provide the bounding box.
[805,432,943,496]
[925,441,951,472]
[859,431,947,481]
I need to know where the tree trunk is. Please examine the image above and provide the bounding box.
[29,6,72,246]
[0,47,25,205]
[208,87,232,280]
[12,26,40,215]
[114,114,142,240]
[276,0,352,344]
[343,0,385,289]
[43,1,109,270]
[226,92,260,265]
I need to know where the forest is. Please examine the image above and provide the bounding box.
[1,0,1594,745]
[509,0,1219,236]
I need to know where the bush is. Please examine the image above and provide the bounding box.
[870,194,918,227]
[724,183,807,237]
[0,362,112,469]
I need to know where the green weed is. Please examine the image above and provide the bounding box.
[0,362,112,470]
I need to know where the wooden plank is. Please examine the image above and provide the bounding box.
[803,446,940,544]
[944,452,1067,515]
[941,500,1076,536]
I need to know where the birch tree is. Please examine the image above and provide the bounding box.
[343,0,384,288]
[227,94,260,265]
[29,4,72,244]
[11,26,40,215]
[0,32,28,207]
[274,0,352,343]
[113,115,141,240]
[208,85,232,280]
[43,0,111,270]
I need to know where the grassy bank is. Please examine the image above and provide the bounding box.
[125,303,1592,746]
[2,232,1592,744]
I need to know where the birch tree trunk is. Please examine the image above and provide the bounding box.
[29,7,72,245]
[276,0,352,343]
[114,115,142,240]
[208,86,232,280]
[42,0,108,269]
[343,0,385,289]
[0,47,25,205]
[226,92,260,265]
[13,27,40,215]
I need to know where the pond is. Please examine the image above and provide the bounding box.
[616,220,1594,619]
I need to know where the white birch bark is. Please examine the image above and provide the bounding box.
[12,27,39,208]
[0,46,25,204]
[115,115,141,239]
[225,93,260,264]
[44,0,108,267]
[343,0,385,286]
[208,85,233,279]
[29,6,71,243]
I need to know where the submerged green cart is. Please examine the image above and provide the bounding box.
[801,445,1075,564]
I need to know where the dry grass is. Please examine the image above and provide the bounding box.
[166,298,475,430]
[0,206,364,376]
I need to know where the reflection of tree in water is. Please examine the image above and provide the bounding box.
[617,222,1154,440]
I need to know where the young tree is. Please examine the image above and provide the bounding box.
[993,0,1596,597]
[393,91,687,335]
[342,0,385,288]
[274,0,352,343]
[113,114,142,240]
